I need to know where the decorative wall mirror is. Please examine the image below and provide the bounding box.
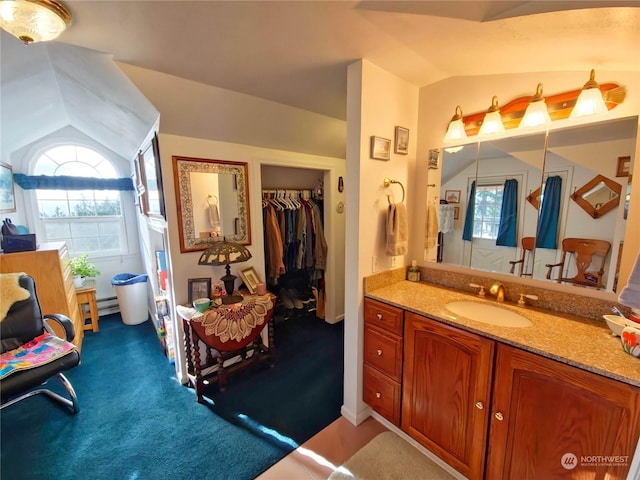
[570,174,621,219]
[173,156,251,252]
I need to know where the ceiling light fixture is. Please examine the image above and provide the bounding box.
[443,105,467,153]
[570,69,608,119]
[478,96,505,137]
[519,83,551,128]
[0,0,72,45]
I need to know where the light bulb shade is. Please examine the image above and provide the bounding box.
[443,118,467,143]
[570,87,607,118]
[520,100,551,128]
[198,240,252,266]
[0,0,72,45]
[478,110,505,136]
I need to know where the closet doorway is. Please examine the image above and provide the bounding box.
[261,164,330,322]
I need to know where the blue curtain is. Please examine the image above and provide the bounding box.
[496,179,518,247]
[536,175,562,249]
[14,174,135,191]
[462,181,476,241]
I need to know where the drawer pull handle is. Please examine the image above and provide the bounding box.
[377,349,382,356]
[376,313,383,320]
[494,412,504,421]
[475,401,484,410]
[376,392,381,398]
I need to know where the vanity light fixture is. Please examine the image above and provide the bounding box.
[478,96,505,137]
[0,0,72,45]
[443,105,467,153]
[570,69,608,119]
[519,83,551,128]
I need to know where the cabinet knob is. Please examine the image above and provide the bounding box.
[376,392,382,398]
[494,412,504,421]
[475,401,484,410]
[377,349,383,356]
[376,313,383,320]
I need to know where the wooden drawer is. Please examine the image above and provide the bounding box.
[364,324,403,381]
[364,298,403,335]
[363,364,401,426]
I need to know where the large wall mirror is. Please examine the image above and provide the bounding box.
[435,115,636,293]
[173,156,251,252]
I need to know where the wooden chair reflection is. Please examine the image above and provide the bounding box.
[509,237,535,277]
[545,238,611,289]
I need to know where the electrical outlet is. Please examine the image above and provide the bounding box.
[372,256,379,273]
[390,256,398,268]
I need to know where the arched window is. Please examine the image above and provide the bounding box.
[33,145,126,256]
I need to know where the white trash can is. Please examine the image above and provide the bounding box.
[111,273,149,325]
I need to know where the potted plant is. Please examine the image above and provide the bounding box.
[70,253,101,288]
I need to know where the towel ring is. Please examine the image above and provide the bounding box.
[207,195,218,206]
[384,178,405,205]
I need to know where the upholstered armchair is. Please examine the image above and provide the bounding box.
[0,274,80,414]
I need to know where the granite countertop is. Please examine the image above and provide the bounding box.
[366,280,640,388]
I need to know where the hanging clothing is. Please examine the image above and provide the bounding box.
[264,204,285,281]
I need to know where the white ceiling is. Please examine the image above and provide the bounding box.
[57,1,640,121]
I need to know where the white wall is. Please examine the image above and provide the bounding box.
[343,59,419,424]
[119,63,346,160]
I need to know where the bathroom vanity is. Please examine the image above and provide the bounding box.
[364,281,640,480]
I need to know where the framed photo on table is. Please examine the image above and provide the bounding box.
[188,277,211,305]
[240,267,261,294]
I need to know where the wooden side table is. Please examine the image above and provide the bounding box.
[76,280,99,333]
[177,293,276,402]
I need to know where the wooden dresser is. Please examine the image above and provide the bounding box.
[1,242,83,350]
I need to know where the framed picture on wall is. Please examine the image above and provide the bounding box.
[428,149,439,169]
[188,277,211,305]
[394,127,409,155]
[445,190,461,203]
[370,136,391,161]
[616,156,631,177]
[0,162,16,213]
[141,133,166,219]
[453,206,460,220]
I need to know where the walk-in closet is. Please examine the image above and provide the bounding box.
[260,165,328,321]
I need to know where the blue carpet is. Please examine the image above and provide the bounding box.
[1,311,343,480]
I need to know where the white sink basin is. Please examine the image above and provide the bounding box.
[445,301,532,328]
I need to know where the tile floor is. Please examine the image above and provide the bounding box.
[256,416,388,480]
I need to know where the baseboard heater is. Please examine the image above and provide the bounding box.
[96,296,119,316]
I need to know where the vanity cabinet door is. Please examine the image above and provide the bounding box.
[402,312,495,480]
[487,344,640,480]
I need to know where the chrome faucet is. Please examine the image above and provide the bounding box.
[489,282,505,302]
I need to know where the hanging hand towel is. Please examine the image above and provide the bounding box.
[386,203,408,256]
[208,203,221,234]
[619,251,640,309]
[425,201,438,248]
[438,204,455,234]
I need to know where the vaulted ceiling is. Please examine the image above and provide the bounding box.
[1,1,639,162]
